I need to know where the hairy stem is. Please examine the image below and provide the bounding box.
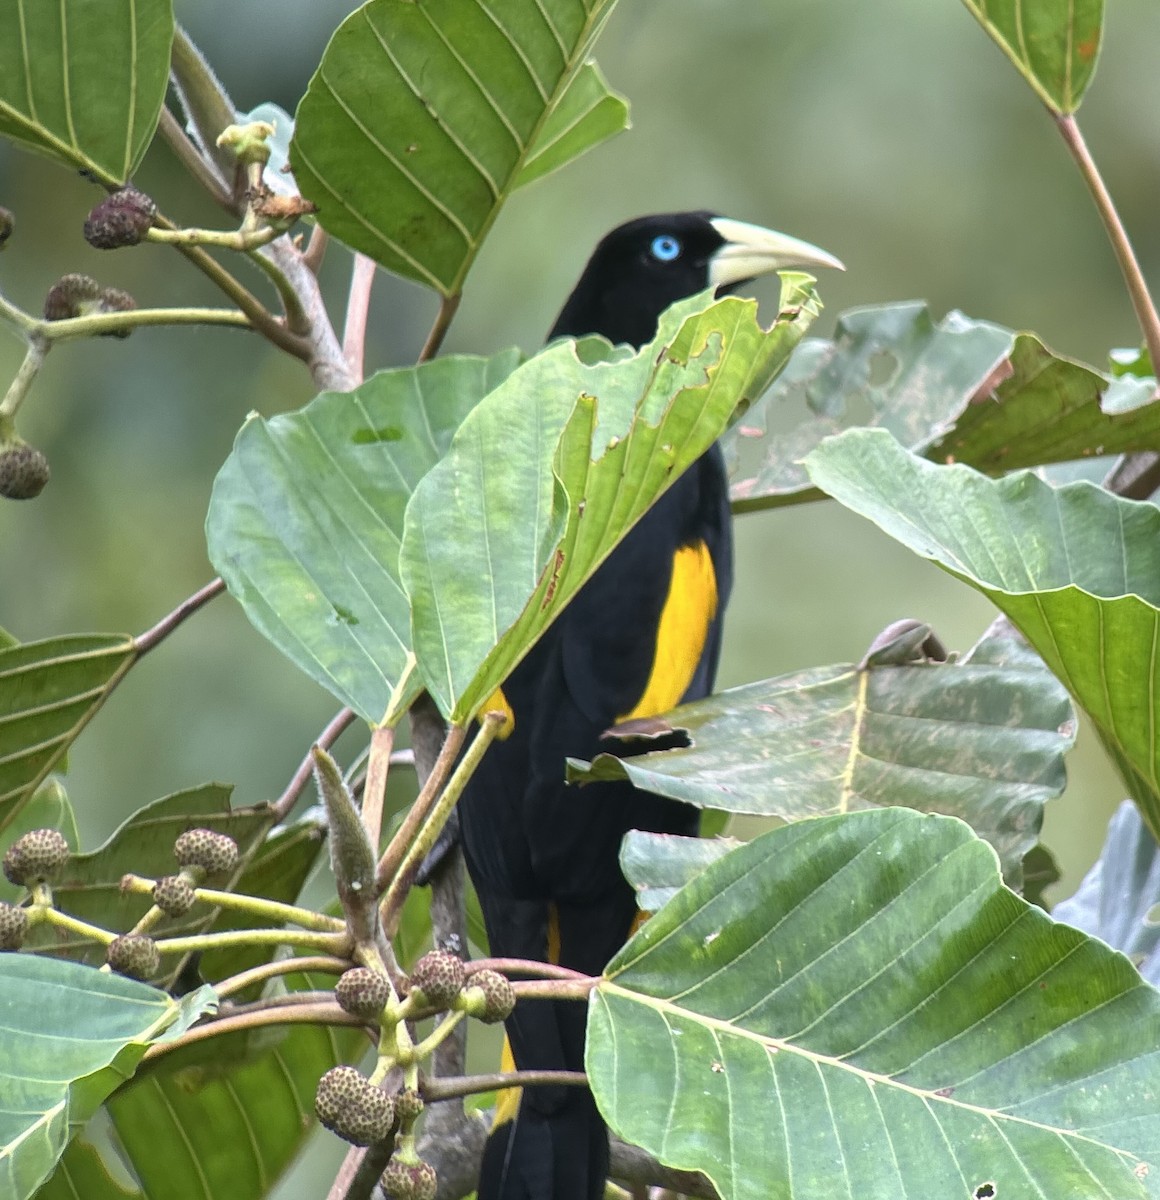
[155,927,350,956]
[0,338,47,421]
[1055,114,1160,385]
[420,1069,588,1102]
[215,954,352,1000]
[467,958,590,982]
[344,254,378,380]
[418,293,461,362]
[40,307,252,342]
[360,724,395,854]
[157,106,233,209]
[375,724,467,894]
[135,577,226,656]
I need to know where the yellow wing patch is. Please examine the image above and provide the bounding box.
[482,686,516,739]
[618,540,718,722]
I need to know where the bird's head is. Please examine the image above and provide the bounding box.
[549,211,844,347]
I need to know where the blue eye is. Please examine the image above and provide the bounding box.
[650,234,681,262]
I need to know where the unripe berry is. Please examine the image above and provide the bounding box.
[153,874,197,917]
[381,1156,437,1200]
[408,949,465,1011]
[0,901,27,949]
[43,274,137,337]
[0,441,50,500]
[314,1066,394,1145]
[83,186,156,249]
[107,934,160,980]
[394,1087,423,1125]
[334,967,390,1021]
[174,828,238,876]
[457,969,515,1024]
[2,828,69,887]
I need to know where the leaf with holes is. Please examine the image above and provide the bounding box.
[290,0,627,295]
[727,304,1160,512]
[0,634,136,838]
[401,280,820,722]
[960,0,1103,114]
[207,351,521,724]
[570,621,1073,884]
[0,0,175,185]
[0,955,213,1200]
[805,427,1160,841]
[590,808,1160,1200]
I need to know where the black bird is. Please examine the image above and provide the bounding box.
[460,212,843,1200]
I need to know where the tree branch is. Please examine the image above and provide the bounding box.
[272,706,358,822]
[135,577,226,656]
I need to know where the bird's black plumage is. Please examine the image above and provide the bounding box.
[459,211,841,1200]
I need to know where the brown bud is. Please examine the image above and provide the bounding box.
[83,186,156,249]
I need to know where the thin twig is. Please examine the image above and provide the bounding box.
[375,724,467,893]
[338,1138,395,1200]
[214,954,351,1000]
[135,577,226,656]
[509,978,596,1002]
[420,1069,588,1103]
[157,106,233,209]
[360,724,395,853]
[219,990,336,1017]
[466,958,590,982]
[418,292,461,362]
[141,1000,363,1062]
[1055,114,1160,389]
[344,253,378,380]
[39,307,252,341]
[272,706,358,821]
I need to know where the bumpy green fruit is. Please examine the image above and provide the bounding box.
[107,934,161,980]
[457,969,515,1024]
[174,828,238,875]
[334,967,390,1020]
[153,874,197,917]
[381,1156,437,1200]
[0,441,50,500]
[0,901,28,949]
[314,1066,394,1146]
[2,828,69,886]
[408,950,465,1011]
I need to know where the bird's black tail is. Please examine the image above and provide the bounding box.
[474,894,635,1200]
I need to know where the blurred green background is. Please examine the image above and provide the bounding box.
[2,0,1158,1187]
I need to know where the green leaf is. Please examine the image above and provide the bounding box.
[401,281,820,722]
[0,955,212,1200]
[289,0,626,295]
[936,332,1160,471]
[102,971,363,1200]
[590,809,1160,1200]
[0,0,175,186]
[35,1137,139,1200]
[515,61,628,188]
[619,830,740,913]
[1054,800,1160,985]
[571,621,1073,883]
[0,634,136,837]
[206,353,521,724]
[959,0,1103,114]
[727,304,1160,512]
[805,427,1160,840]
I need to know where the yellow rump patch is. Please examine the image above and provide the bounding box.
[483,686,516,739]
[619,541,718,721]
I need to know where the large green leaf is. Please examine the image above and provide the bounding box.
[590,809,1160,1200]
[806,428,1160,839]
[206,353,521,724]
[0,0,174,185]
[0,634,136,837]
[95,971,363,1200]
[728,304,1160,512]
[290,0,626,295]
[401,281,820,722]
[959,0,1103,114]
[0,955,212,1200]
[571,622,1073,883]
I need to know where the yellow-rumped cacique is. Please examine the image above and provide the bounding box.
[457,211,843,1200]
